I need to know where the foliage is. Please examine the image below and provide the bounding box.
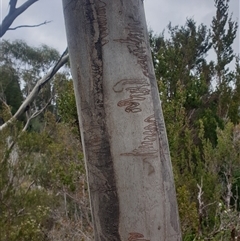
[0,40,92,240]
[150,0,240,239]
[0,110,92,240]
[56,77,79,136]
[0,66,23,115]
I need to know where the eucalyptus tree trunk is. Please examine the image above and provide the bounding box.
[62,0,182,240]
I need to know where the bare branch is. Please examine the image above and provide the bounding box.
[0,49,69,132]
[9,0,18,13]
[0,96,13,117]
[223,171,233,210]
[0,0,39,37]
[8,20,51,31]
[25,180,35,194]
[197,178,204,236]
[22,96,53,132]
[1,97,53,162]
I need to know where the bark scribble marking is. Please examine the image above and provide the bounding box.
[91,59,104,110]
[122,114,158,156]
[96,0,109,46]
[113,79,150,113]
[114,17,153,77]
[81,1,120,239]
[83,0,109,46]
[128,232,150,241]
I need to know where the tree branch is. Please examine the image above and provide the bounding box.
[0,49,69,131]
[0,96,13,117]
[22,96,53,132]
[8,20,51,31]
[9,0,18,13]
[0,0,39,38]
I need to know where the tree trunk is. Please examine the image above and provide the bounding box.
[62,0,182,240]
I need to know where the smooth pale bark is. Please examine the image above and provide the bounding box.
[62,0,182,240]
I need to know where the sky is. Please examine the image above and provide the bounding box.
[0,0,239,55]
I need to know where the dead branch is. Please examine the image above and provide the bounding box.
[0,0,39,38]
[197,178,204,236]
[0,96,12,116]
[9,0,18,13]
[22,96,53,132]
[223,170,233,210]
[8,20,51,31]
[0,49,69,132]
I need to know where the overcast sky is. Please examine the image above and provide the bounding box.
[1,0,239,55]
